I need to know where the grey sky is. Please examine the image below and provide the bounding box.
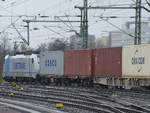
[0,0,149,48]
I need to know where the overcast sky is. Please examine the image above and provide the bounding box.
[0,0,149,48]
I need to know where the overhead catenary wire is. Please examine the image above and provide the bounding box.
[145,0,150,6]
[1,0,150,48]
[99,17,135,38]
[54,16,80,35]
[94,15,150,18]
[0,17,22,34]
[0,0,30,9]
[141,6,150,13]
[43,25,67,39]
[0,4,18,15]
[64,13,75,30]
[131,0,136,3]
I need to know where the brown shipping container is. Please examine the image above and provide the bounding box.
[65,50,92,76]
[94,47,122,77]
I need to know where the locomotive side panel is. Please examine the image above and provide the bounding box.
[10,58,30,76]
[4,55,10,77]
[4,54,39,79]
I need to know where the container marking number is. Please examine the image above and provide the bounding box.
[45,59,56,67]
[131,57,145,65]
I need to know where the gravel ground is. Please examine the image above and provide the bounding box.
[0,106,21,113]
[1,83,150,113]
[47,102,97,113]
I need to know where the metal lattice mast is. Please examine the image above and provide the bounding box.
[76,0,142,46]
[80,9,83,47]
[135,0,141,45]
[83,0,88,49]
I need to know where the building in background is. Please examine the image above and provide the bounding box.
[70,21,150,49]
[88,34,96,49]
[122,22,150,46]
[109,31,122,47]
[70,34,95,49]
[109,21,150,47]
[95,36,110,48]
[95,21,150,48]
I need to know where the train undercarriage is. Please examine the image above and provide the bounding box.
[4,75,150,89]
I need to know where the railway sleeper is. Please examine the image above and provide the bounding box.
[0,92,113,113]
[115,107,145,113]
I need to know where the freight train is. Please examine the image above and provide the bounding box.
[3,44,150,88]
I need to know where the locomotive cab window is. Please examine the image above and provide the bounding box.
[32,58,34,64]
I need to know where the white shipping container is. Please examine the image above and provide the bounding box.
[40,51,64,75]
[122,44,150,78]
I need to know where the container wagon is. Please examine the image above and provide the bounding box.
[64,49,93,86]
[122,44,150,87]
[94,44,150,88]
[38,51,64,84]
[93,47,122,86]
[3,44,150,88]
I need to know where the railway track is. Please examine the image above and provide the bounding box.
[22,84,150,103]
[2,82,150,99]
[0,91,114,113]
[23,85,150,112]
[0,91,148,113]
[1,83,150,113]
[0,98,64,113]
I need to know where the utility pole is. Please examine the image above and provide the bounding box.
[83,0,88,49]
[80,9,83,37]
[27,22,30,45]
[76,0,88,49]
[75,0,142,46]
[135,0,141,45]
[13,41,23,55]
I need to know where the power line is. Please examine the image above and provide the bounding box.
[12,23,28,45]
[94,16,150,19]
[1,0,30,9]
[23,19,81,46]
[131,0,136,3]
[43,26,67,39]
[141,6,150,13]
[100,18,135,38]
[54,16,74,31]
[64,13,75,30]
[145,0,150,6]
[23,20,81,23]
[0,17,21,34]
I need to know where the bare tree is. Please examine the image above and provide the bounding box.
[0,33,12,55]
[47,38,68,51]
[36,43,47,52]
[0,32,12,77]
[35,38,73,52]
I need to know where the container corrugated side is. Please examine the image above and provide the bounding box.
[64,50,92,76]
[94,47,122,77]
[122,44,150,78]
[40,51,64,75]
